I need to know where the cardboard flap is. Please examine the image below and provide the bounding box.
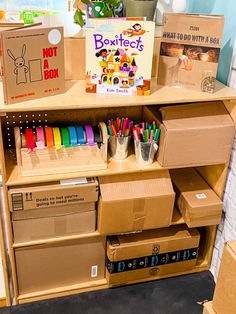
[160,102,234,130]
[99,171,174,201]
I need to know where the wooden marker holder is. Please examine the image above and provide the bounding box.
[14,123,108,177]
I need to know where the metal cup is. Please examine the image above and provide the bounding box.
[134,141,158,165]
[109,136,130,160]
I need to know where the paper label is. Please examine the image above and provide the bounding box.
[60,178,88,186]
[91,265,98,278]
[195,193,207,199]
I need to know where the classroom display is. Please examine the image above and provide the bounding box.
[0,12,235,307]
[85,19,155,96]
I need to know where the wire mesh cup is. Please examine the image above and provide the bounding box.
[109,135,131,160]
[134,141,158,165]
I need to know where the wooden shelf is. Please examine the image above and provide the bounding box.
[13,231,101,249]
[17,278,108,304]
[1,79,236,114]
[6,153,164,187]
[12,208,185,249]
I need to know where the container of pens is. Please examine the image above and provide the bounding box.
[133,122,160,165]
[107,117,133,160]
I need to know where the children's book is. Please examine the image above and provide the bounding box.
[85,19,155,96]
[0,26,65,104]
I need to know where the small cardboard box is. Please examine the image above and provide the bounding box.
[146,102,235,167]
[15,235,105,294]
[8,178,99,211]
[212,241,236,314]
[98,171,175,235]
[203,302,216,314]
[170,168,223,228]
[106,225,200,286]
[158,13,224,93]
[12,203,96,243]
[0,26,65,104]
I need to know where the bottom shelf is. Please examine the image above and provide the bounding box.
[17,260,209,304]
[0,297,6,308]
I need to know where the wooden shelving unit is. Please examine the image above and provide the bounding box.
[0,78,236,305]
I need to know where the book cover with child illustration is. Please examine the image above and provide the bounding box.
[86,19,155,96]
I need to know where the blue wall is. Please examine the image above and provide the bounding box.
[187,0,236,85]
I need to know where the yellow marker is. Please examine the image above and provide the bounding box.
[53,127,62,150]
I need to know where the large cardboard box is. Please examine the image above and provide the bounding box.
[170,168,223,228]
[8,178,99,211]
[106,225,200,286]
[212,241,236,314]
[203,302,216,314]
[0,26,65,104]
[146,102,235,167]
[12,203,96,243]
[158,13,224,93]
[15,236,105,294]
[98,171,175,235]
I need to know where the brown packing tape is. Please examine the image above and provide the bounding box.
[132,198,146,232]
[54,216,67,235]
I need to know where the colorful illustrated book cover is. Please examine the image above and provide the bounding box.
[158,13,224,93]
[0,26,65,104]
[86,19,155,96]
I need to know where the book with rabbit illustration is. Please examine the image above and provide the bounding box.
[86,19,155,96]
[158,13,224,93]
[0,26,65,104]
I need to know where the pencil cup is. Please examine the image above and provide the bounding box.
[109,136,130,160]
[134,141,158,165]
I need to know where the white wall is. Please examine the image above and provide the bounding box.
[211,47,236,279]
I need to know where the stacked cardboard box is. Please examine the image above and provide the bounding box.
[170,168,223,227]
[9,178,99,243]
[106,225,200,286]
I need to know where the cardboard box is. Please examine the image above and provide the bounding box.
[0,26,65,104]
[146,102,235,167]
[106,225,200,286]
[98,171,175,235]
[212,241,236,314]
[15,235,105,294]
[12,203,96,243]
[158,13,224,93]
[8,178,99,211]
[170,168,223,227]
[203,302,216,314]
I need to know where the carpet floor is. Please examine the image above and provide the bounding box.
[0,271,215,314]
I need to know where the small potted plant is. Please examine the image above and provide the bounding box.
[125,0,158,21]
[74,0,122,27]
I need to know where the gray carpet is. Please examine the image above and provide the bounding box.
[0,271,214,314]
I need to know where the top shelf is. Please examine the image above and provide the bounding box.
[0,79,236,114]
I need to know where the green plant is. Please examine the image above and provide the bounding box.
[74,0,121,27]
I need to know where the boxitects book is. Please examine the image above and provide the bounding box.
[0,26,65,104]
[86,19,155,96]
